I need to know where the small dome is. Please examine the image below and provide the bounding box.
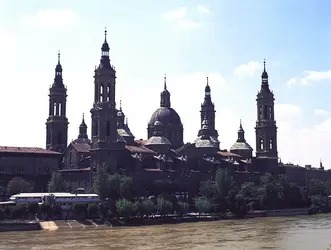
[117,110,124,117]
[261,70,268,79]
[205,84,210,93]
[230,142,253,151]
[102,41,110,51]
[148,107,182,127]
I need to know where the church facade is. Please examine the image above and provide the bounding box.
[1,30,331,195]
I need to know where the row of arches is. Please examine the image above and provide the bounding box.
[49,101,65,116]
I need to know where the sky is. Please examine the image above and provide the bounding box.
[1,0,331,168]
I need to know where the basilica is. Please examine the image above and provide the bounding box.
[0,30,330,195]
[51,30,279,193]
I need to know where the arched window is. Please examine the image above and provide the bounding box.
[259,106,263,119]
[269,139,273,150]
[260,138,264,150]
[53,102,57,116]
[107,85,110,102]
[264,105,268,119]
[58,103,62,116]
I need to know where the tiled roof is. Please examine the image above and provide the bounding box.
[218,151,242,158]
[60,167,90,172]
[135,139,147,146]
[0,146,61,155]
[72,142,91,153]
[125,145,155,154]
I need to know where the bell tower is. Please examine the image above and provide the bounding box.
[46,52,68,153]
[90,28,124,178]
[199,76,218,139]
[255,60,278,161]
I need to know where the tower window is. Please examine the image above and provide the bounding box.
[100,85,104,102]
[106,121,110,136]
[58,103,62,116]
[269,139,273,150]
[269,106,272,119]
[259,106,262,119]
[107,85,110,102]
[260,139,264,150]
[53,102,57,116]
[264,105,268,120]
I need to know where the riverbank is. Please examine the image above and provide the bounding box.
[0,220,41,232]
[0,208,310,231]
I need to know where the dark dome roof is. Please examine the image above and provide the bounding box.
[148,107,182,127]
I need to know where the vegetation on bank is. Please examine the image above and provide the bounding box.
[1,167,331,222]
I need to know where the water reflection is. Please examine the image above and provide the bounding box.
[1,215,331,250]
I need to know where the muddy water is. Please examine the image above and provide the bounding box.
[1,215,331,250]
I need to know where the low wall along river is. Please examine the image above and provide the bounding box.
[1,214,331,250]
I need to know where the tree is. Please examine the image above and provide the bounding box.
[92,166,111,200]
[195,197,212,214]
[215,168,234,197]
[178,201,189,215]
[157,197,173,216]
[7,177,33,195]
[116,199,134,217]
[48,172,67,192]
[135,199,156,217]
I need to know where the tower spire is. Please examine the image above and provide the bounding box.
[164,73,167,90]
[104,27,107,42]
[237,119,245,142]
[119,99,122,111]
[58,50,61,64]
[160,74,171,108]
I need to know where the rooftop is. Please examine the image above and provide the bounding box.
[0,146,61,155]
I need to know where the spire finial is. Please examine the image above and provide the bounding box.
[164,73,167,90]
[104,27,107,42]
[263,59,266,71]
[58,50,61,64]
[206,75,209,86]
[82,113,85,122]
[240,118,242,128]
[119,99,122,110]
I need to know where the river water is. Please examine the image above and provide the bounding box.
[1,215,331,250]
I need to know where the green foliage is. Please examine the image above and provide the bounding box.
[7,177,33,195]
[92,167,133,201]
[178,201,190,215]
[199,179,217,198]
[215,168,234,197]
[156,197,173,215]
[240,182,259,199]
[48,172,67,193]
[135,199,156,217]
[195,197,212,214]
[116,199,134,217]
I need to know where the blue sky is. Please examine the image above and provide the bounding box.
[0,0,331,168]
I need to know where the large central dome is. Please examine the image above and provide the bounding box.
[147,76,184,149]
[148,107,182,127]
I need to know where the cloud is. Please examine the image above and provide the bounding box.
[234,61,263,79]
[275,104,301,118]
[314,109,329,117]
[20,9,80,29]
[162,7,187,21]
[176,19,202,29]
[0,30,14,50]
[286,77,297,85]
[161,6,205,29]
[301,70,331,85]
[197,5,211,14]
